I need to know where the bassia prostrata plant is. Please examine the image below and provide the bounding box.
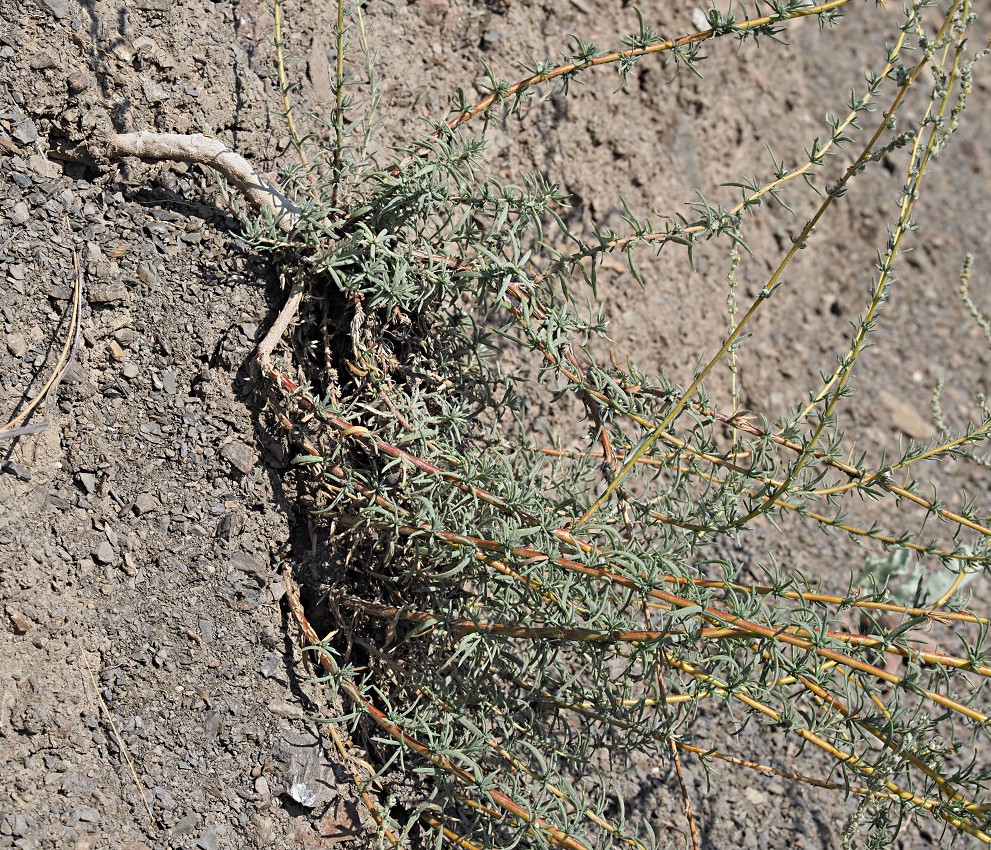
[236,1,991,846]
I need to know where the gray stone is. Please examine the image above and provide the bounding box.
[195,827,220,850]
[67,72,92,95]
[6,608,31,634]
[94,541,115,564]
[136,263,159,287]
[67,805,100,826]
[77,472,98,494]
[9,814,28,837]
[9,202,30,226]
[171,813,198,837]
[88,283,130,305]
[251,815,275,847]
[202,710,221,742]
[1,460,31,481]
[11,120,39,145]
[152,786,176,810]
[5,333,27,357]
[61,362,97,400]
[162,370,177,395]
[275,727,337,807]
[75,805,100,823]
[28,155,59,179]
[134,493,158,514]
[215,511,243,540]
[36,0,70,18]
[253,775,270,800]
[122,363,140,379]
[141,77,169,104]
[229,551,265,583]
[268,701,304,720]
[28,51,58,70]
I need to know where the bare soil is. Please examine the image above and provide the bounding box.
[2,1,990,849]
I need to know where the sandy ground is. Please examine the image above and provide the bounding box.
[2,0,991,848]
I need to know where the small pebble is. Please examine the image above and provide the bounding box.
[77,472,98,494]
[6,608,31,634]
[28,155,60,179]
[251,815,275,846]
[141,76,170,103]
[37,0,70,17]
[67,72,93,94]
[229,551,265,585]
[9,202,30,226]
[267,701,304,720]
[5,333,27,357]
[221,441,256,474]
[88,283,130,305]
[12,120,39,145]
[68,805,100,825]
[1,460,32,481]
[28,51,57,70]
[9,813,29,837]
[254,775,270,800]
[133,493,158,514]
[171,813,198,837]
[94,541,115,564]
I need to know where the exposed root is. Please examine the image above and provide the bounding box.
[100,131,308,381]
[104,132,300,232]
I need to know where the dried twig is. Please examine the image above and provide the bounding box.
[0,248,82,442]
[78,642,155,825]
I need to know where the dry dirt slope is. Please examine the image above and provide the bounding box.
[2,0,991,849]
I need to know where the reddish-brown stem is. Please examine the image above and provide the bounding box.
[283,566,594,850]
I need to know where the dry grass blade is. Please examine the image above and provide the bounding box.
[0,248,82,442]
[78,642,154,825]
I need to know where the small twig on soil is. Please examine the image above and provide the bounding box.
[0,248,82,442]
[283,564,400,847]
[78,642,155,826]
